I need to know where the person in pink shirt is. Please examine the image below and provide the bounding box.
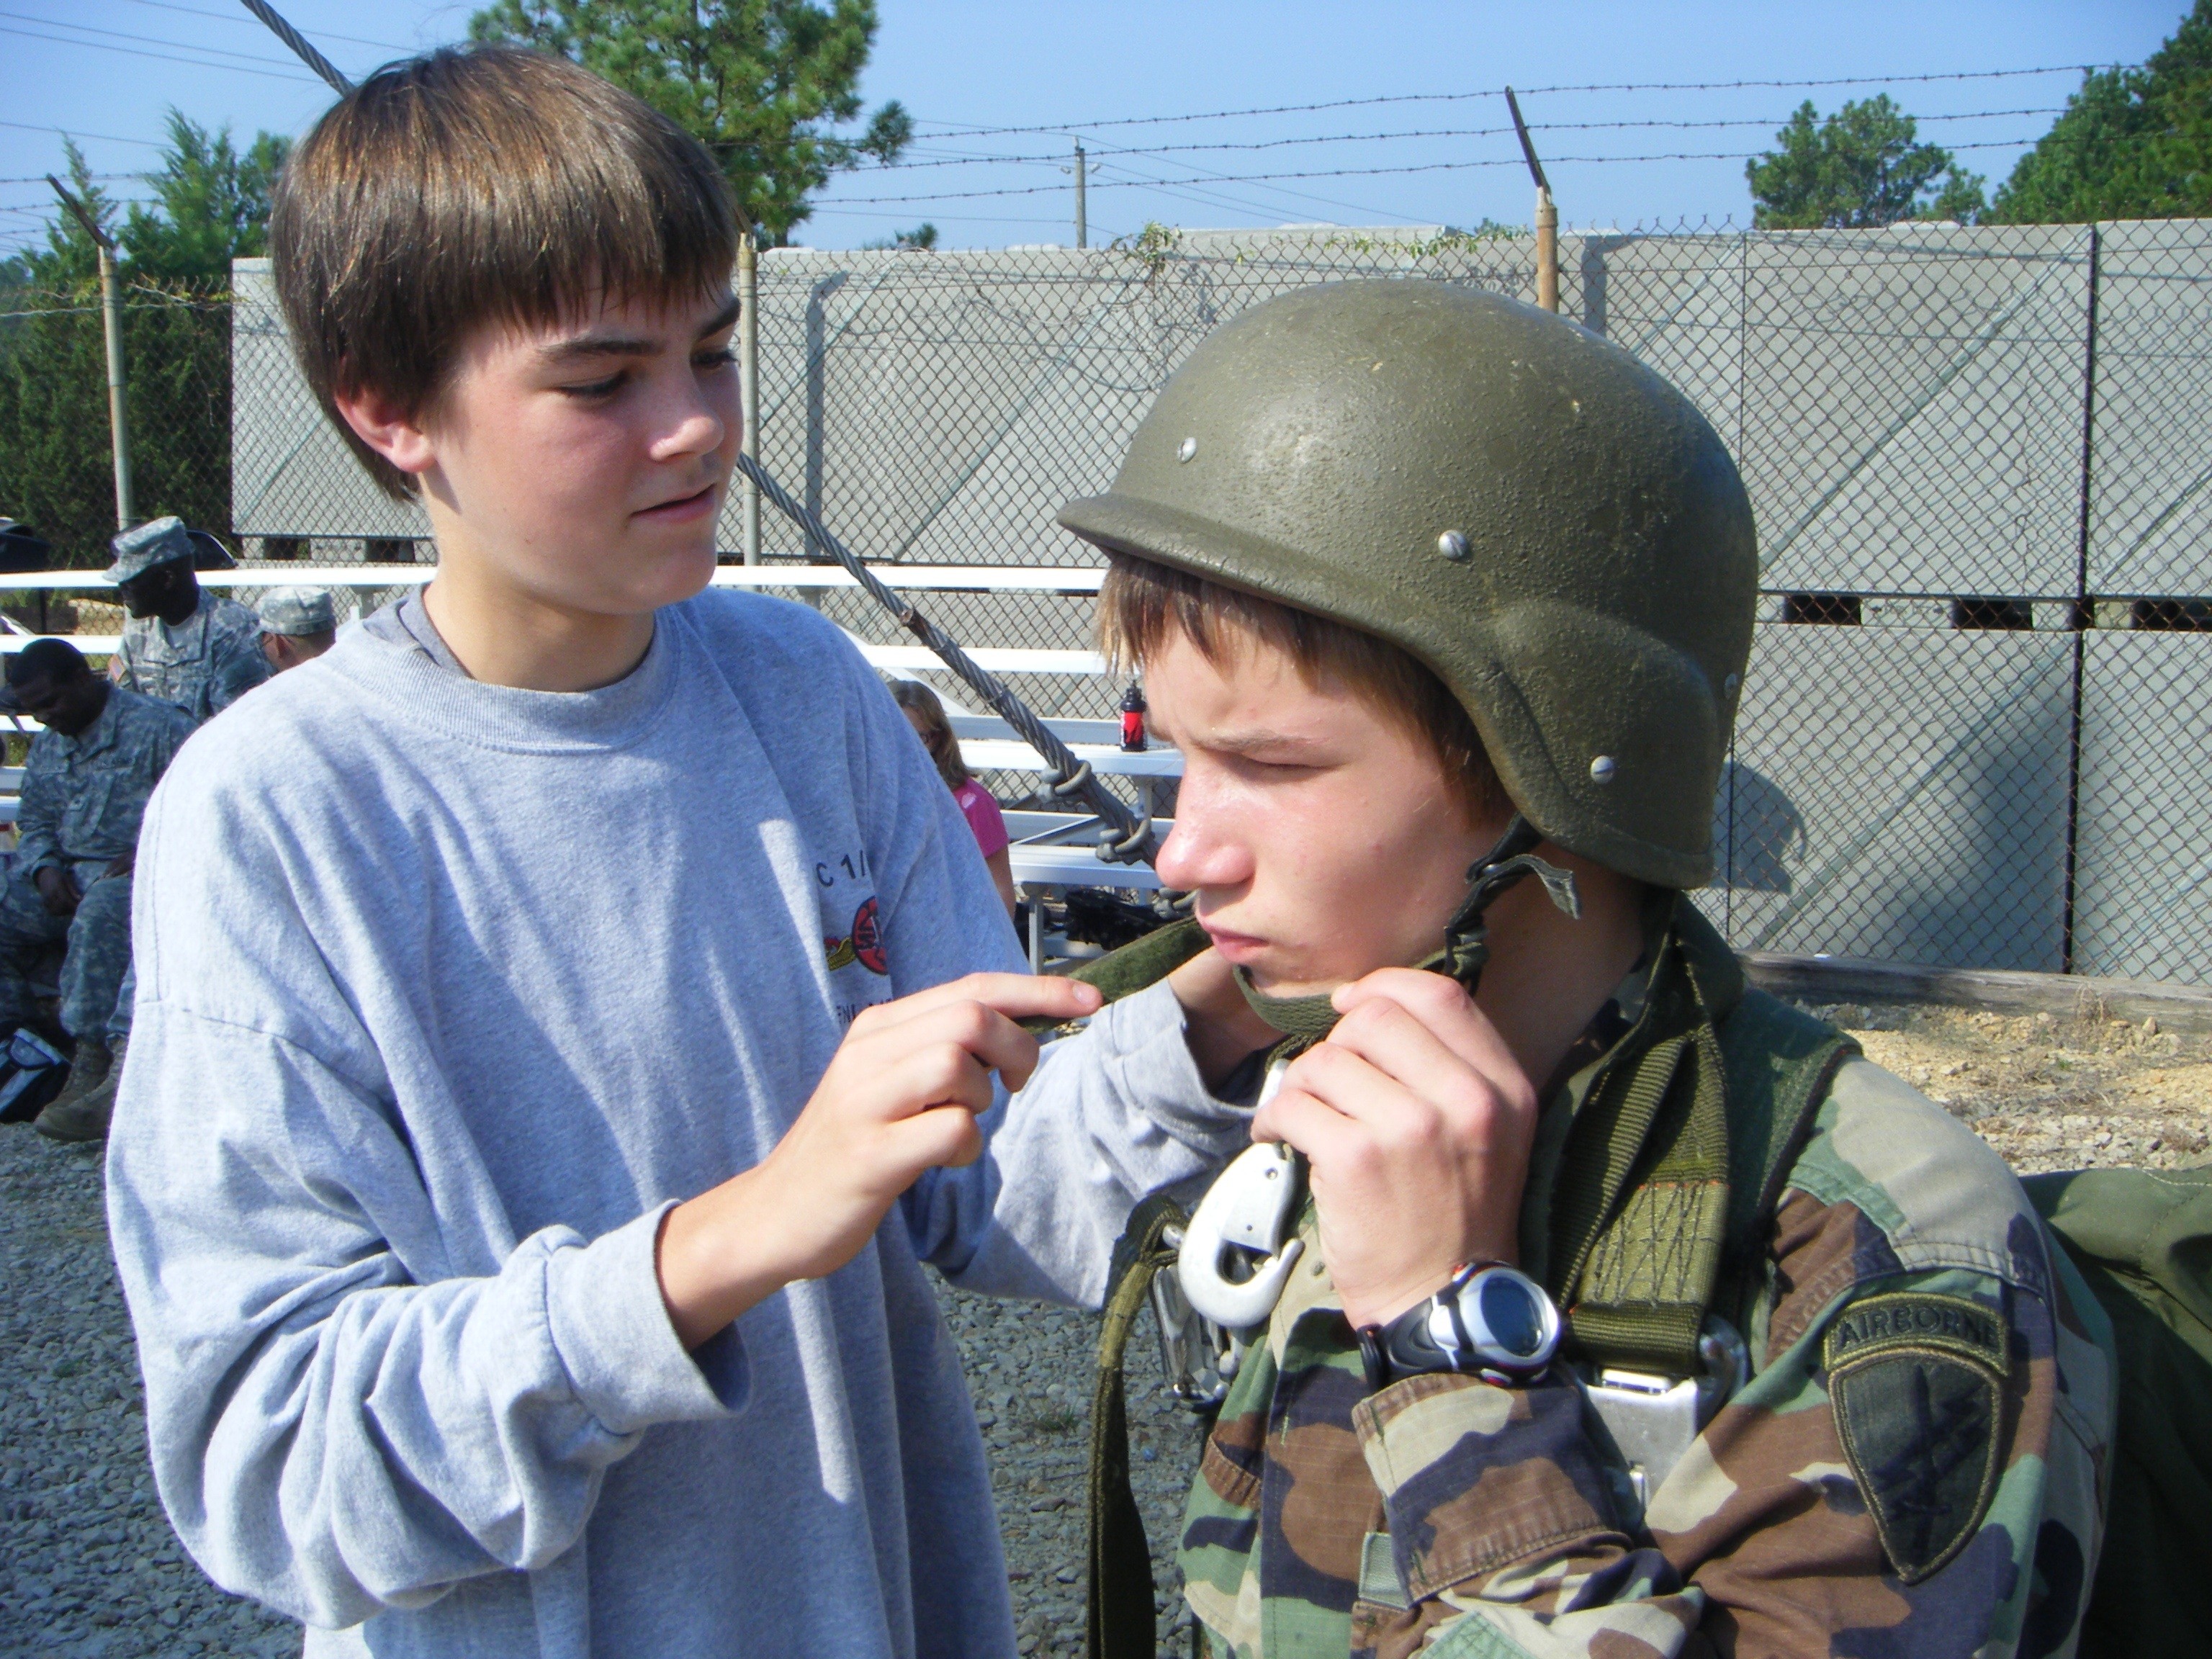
[891,680,1017,920]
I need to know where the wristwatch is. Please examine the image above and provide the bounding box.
[1357,1261,1561,1389]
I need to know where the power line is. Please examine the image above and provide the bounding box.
[825,138,2063,207]
[0,120,168,150]
[107,0,415,54]
[0,22,322,84]
[911,66,2107,140]
[0,8,330,73]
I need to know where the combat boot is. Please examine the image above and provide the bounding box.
[33,1037,115,1143]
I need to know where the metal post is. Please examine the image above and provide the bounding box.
[1503,89,1558,315]
[737,233,761,565]
[49,176,133,528]
[2060,225,2103,976]
[1535,186,1559,313]
[1074,143,1088,250]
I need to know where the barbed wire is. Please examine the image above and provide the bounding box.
[886,108,2073,171]
[824,138,2067,207]
[911,66,2110,139]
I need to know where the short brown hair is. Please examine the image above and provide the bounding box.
[271,46,739,500]
[1098,554,1508,822]
[890,679,973,791]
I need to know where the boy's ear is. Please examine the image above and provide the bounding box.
[331,379,438,482]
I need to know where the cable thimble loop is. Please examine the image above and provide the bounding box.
[1097,805,1153,865]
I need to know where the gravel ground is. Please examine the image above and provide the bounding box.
[5,997,2206,1658]
[0,1137,297,1659]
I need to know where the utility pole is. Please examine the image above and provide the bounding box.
[1503,89,1558,313]
[48,176,134,529]
[1074,142,1089,250]
[737,223,761,565]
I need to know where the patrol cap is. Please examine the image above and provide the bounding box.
[258,586,337,637]
[104,516,235,583]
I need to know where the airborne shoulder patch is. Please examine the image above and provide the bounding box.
[1824,1292,2009,1585]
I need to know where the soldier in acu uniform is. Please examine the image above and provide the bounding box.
[106,516,272,722]
[256,585,339,673]
[0,639,193,1142]
[1056,282,2113,1658]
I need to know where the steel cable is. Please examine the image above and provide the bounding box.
[734,453,1157,865]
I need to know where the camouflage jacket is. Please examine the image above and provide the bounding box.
[15,685,195,876]
[114,593,271,724]
[1175,917,2115,1659]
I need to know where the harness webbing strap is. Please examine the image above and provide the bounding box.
[1713,987,1861,1334]
[1547,928,1735,1377]
[1085,1194,1189,1659]
[1230,968,1339,1043]
[1076,902,1858,1658]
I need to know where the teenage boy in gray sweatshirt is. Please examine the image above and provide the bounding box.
[103,50,1251,1659]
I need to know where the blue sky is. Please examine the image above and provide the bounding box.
[0,1,2189,259]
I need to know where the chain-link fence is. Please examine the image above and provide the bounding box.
[15,220,2212,983]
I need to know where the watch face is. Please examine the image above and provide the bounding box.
[1479,1274,1547,1358]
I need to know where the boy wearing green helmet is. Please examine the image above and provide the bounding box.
[1058,280,2110,1658]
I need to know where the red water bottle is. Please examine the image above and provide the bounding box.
[1120,682,1148,752]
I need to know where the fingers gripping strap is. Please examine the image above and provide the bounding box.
[1087,1194,1187,1659]
[1230,966,1339,1043]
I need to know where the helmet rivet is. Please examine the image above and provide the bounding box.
[1723,673,1741,697]
[1177,436,1198,463]
[1589,755,1617,784]
[1437,530,1471,562]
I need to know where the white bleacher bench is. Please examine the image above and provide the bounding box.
[0,567,1179,924]
[0,564,1109,595]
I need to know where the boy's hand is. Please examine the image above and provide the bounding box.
[657,972,1101,1349]
[1251,968,1538,1331]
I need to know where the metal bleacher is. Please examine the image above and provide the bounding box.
[0,565,1182,950]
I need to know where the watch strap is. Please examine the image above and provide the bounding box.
[1357,1262,1552,1389]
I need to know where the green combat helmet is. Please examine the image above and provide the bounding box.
[1058,279,1757,891]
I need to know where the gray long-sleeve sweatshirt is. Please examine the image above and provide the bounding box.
[104,590,1247,1658]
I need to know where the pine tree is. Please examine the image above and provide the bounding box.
[0,117,289,566]
[1992,0,2212,222]
[1747,96,1987,230]
[469,0,909,244]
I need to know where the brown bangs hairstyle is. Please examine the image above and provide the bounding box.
[890,679,973,791]
[270,46,739,500]
[1098,554,1509,823]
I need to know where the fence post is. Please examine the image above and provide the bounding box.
[1503,90,1557,313]
[1534,187,1559,313]
[738,232,761,566]
[48,176,134,529]
[1074,143,1088,251]
[2060,224,2103,977]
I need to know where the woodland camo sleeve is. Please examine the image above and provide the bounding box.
[1346,1184,2110,1658]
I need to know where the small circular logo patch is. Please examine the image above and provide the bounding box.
[850,896,888,975]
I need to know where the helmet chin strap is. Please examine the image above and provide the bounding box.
[1439,814,1583,995]
[1232,813,1583,1040]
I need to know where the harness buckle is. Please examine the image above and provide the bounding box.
[1176,1138,1306,1330]
[1578,1318,1748,1520]
[1149,1227,1231,1411]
